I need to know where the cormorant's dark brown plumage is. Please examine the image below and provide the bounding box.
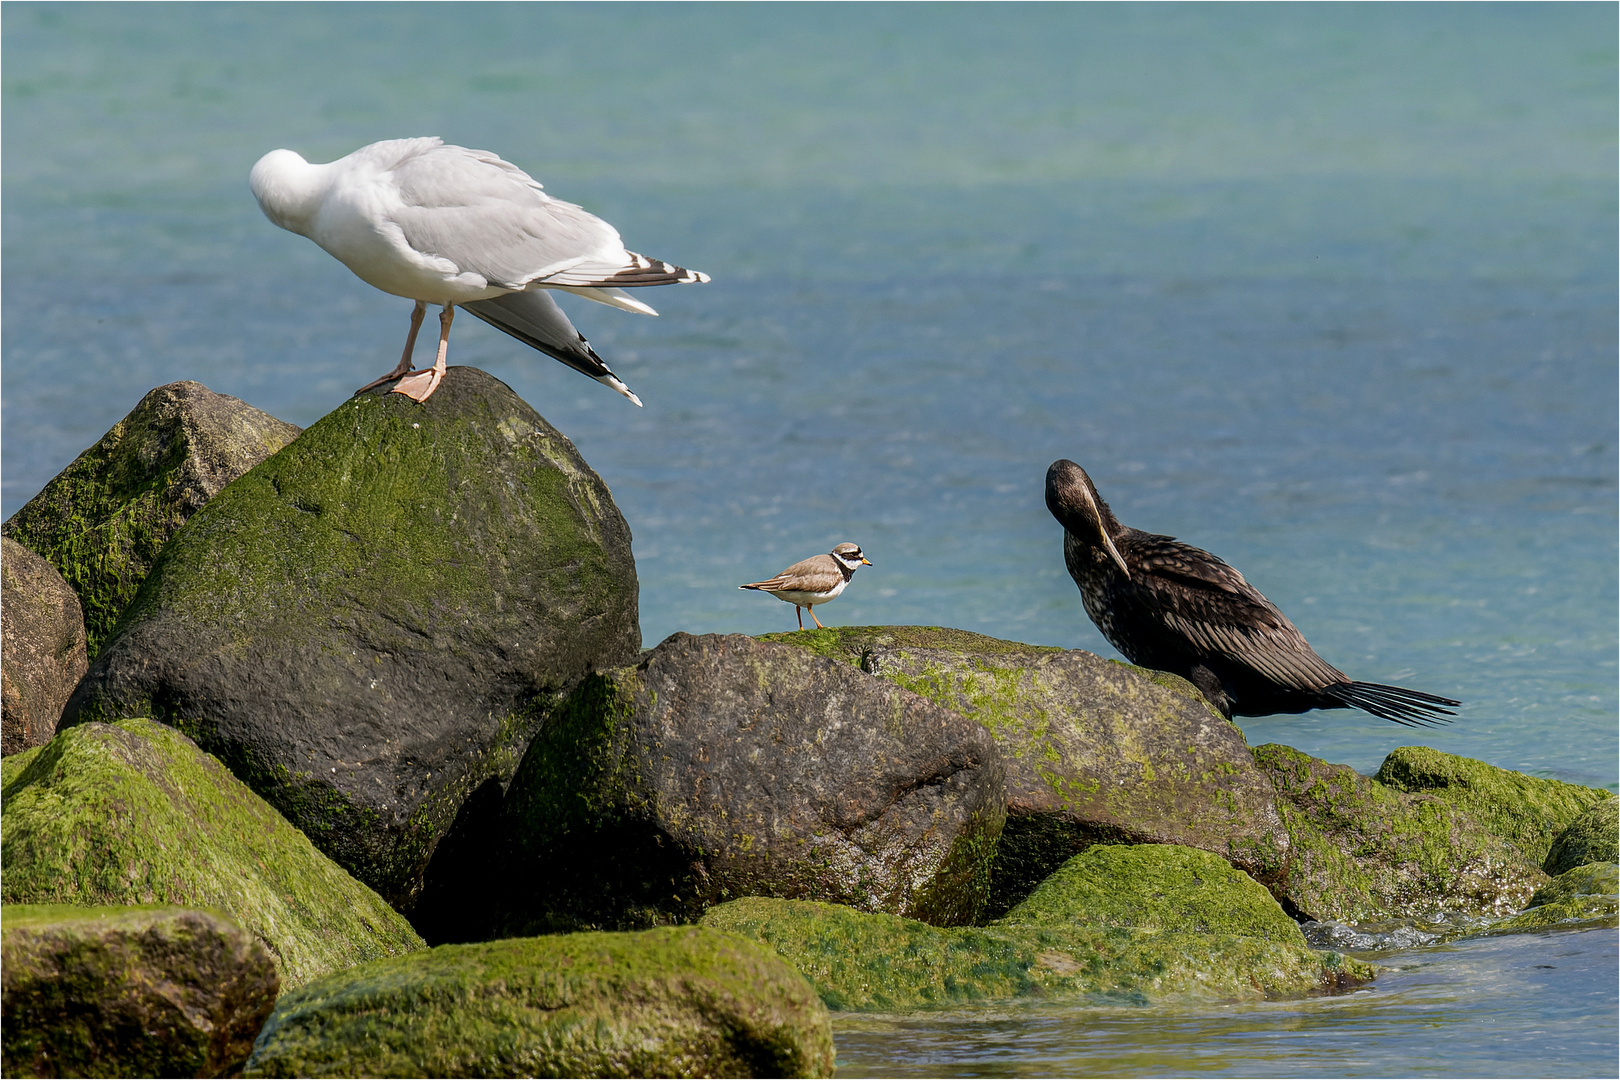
[1045,459,1459,727]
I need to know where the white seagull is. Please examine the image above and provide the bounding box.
[249,137,708,403]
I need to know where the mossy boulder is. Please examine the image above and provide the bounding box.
[1,538,88,755]
[1375,746,1613,870]
[484,632,1005,937]
[2,381,301,657]
[2,904,279,1079]
[243,926,835,1079]
[701,896,1372,1012]
[1543,795,1618,875]
[761,627,1289,915]
[999,844,1305,944]
[59,367,641,911]
[1256,743,1577,922]
[1489,862,1618,934]
[1,717,424,987]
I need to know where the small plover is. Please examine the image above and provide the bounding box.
[740,543,872,630]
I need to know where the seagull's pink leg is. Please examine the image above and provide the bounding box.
[356,300,427,395]
[392,303,452,402]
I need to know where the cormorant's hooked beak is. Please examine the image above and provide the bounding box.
[1099,528,1130,578]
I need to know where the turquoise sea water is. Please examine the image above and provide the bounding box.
[4,4,1615,1074]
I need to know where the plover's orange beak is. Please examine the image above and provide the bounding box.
[861,557,873,565]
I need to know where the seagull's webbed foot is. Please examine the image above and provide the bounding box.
[392,303,453,403]
[357,300,428,395]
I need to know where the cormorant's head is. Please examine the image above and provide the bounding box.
[1045,460,1130,577]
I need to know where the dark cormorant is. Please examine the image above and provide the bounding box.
[1045,459,1459,727]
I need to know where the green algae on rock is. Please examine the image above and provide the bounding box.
[492,633,1005,936]
[243,926,835,1079]
[1374,746,1613,870]
[1,537,88,756]
[762,626,1290,916]
[701,896,1372,1013]
[1256,743,1556,923]
[59,367,641,912]
[1543,796,1619,876]
[2,381,301,657]
[999,844,1306,945]
[1,718,424,987]
[2,904,279,1079]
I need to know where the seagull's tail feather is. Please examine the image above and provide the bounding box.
[552,285,660,316]
[461,292,642,406]
[1324,681,1460,727]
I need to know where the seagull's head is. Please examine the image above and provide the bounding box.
[250,149,322,236]
[1045,460,1130,577]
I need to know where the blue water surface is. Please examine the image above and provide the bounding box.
[4,5,1615,1074]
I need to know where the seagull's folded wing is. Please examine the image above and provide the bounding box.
[390,144,706,294]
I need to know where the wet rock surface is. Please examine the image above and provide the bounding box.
[702,892,1372,1013]
[482,632,1005,937]
[1,538,88,756]
[59,367,641,911]
[1256,743,1570,923]
[1543,796,1618,875]
[2,904,279,1079]
[1,717,423,987]
[761,626,1290,915]
[999,843,1306,944]
[244,926,835,1079]
[2,381,301,656]
[1374,745,1612,871]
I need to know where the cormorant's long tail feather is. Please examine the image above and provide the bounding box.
[461,291,642,406]
[1326,682,1460,727]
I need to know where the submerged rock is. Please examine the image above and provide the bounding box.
[243,926,835,1079]
[999,843,1306,944]
[1375,746,1612,870]
[2,381,301,656]
[1,538,88,755]
[702,894,1371,1013]
[488,632,1005,936]
[1490,862,1619,934]
[1543,796,1619,875]
[2,904,279,1079]
[1,717,423,987]
[1257,743,1564,922]
[60,367,640,911]
[761,626,1289,915]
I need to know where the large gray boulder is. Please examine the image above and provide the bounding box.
[243,927,835,1079]
[761,627,1291,915]
[59,367,641,912]
[481,633,1006,936]
[2,904,280,1079]
[1,538,88,755]
[3,381,301,656]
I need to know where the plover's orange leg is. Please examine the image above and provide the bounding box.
[357,300,428,394]
[795,606,805,630]
[810,607,825,629]
[393,303,453,402]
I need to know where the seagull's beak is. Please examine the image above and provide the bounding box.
[1100,528,1130,578]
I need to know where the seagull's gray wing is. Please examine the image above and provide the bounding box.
[460,291,641,405]
[390,144,707,293]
